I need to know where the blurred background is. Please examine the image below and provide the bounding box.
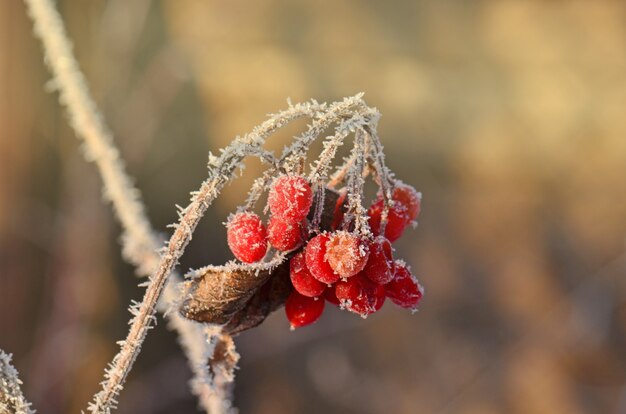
[1,0,626,413]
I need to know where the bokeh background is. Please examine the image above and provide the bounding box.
[2,1,626,413]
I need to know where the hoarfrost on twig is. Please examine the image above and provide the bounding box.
[22,0,228,411]
[0,350,35,414]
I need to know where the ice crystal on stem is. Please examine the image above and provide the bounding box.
[0,351,34,414]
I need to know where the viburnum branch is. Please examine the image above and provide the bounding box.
[343,128,370,235]
[0,350,34,414]
[364,126,395,235]
[22,0,228,412]
[327,152,356,189]
[88,97,348,413]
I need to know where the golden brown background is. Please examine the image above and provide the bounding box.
[1,1,626,413]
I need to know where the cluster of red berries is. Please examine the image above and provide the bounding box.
[226,175,424,330]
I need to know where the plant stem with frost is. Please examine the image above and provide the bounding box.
[0,351,34,414]
[22,0,230,411]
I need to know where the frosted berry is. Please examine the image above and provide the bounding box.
[305,233,340,284]
[289,252,325,297]
[368,199,409,243]
[285,291,325,329]
[362,236,394,285]
[226,212,267,263]
[393,183,421,221]
[268,175,313,222]
[324,286,341,306]
[335,276,375,317]
[325,231,370,278]
[268,216,306,251]
[361,275,386,311]
[386,261,424,309]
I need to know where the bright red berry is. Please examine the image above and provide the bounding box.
[392,183,421,222]
[285,291,325,329]
[226,212,268,263]
[268,175,313,222]
[289,252,325,297]
[386,261,424,309]
[362,236,394,285]
[268,216,306,251]
[368,199,409,243]
[325,231,370,278]
[305,233,340,284]
[335,275,375,317]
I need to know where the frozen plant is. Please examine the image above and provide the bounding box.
[1,0,426,413]
[0,351,34,414]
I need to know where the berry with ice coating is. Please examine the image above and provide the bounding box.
[325,231,370,278]
[392,182,421,221]
[368,199,409,243]
[305,233,340,284]
[362,236,394,285]
[268,216,306,251]
[361,275,386,311]
[335,275,376,316]
[226,212,268,263]
[285,291,325,329]
[386,261,424,309]
[268,175,313,222]
[289,252,325,297]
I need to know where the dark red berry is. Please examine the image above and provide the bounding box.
[285,291,325,329]
[386,261,423,309]
[362,236,394,285]
[226,212,267,263]
[335,276,375,317]
[289,252,325,297]
[268,175,313,222]
[305,233,340,284]
[325,231,370,278]
[324,286,341,306]
[361,275,386,311]
[268,216,306,251]
[393,183,421,222]
[368,199,409,242]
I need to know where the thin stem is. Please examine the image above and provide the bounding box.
[364,126,394,235]
[0,350,34,414]
[22,0,225,411]
[343,128,370,235]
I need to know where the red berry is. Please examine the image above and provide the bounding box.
[268,216,306,251]
[386,261,424,309]
[289,252,325,297]
[368,199,409,242]
[362,236,394,285]
[393,183,421,221]
[325,231,370,278]
[361,276,386,311]
[226,212,267,263]
[268,175,313,222]
[305,234,340,284]
[335,276,375,317]
[324,286,341,306]
[285,291,325,329]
